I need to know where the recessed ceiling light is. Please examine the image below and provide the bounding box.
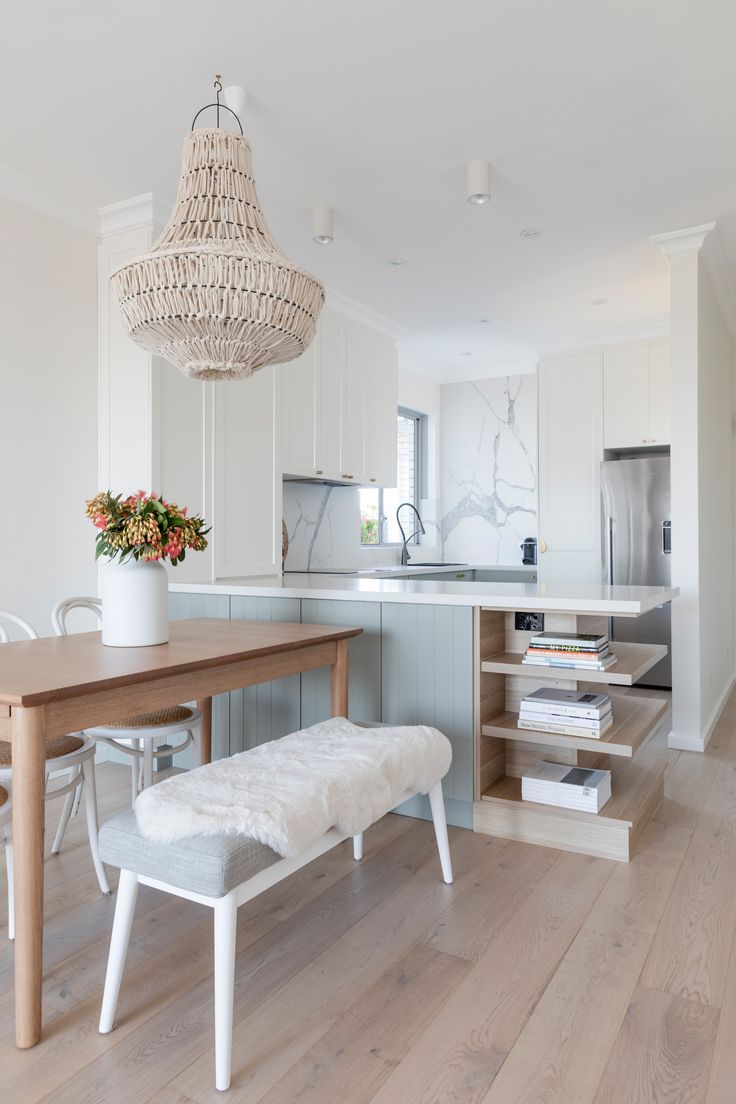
[591,298,609,306]
[460,351,472,357]
[479,318,489,324]
[388,258,407,267]
[520,228,542,239]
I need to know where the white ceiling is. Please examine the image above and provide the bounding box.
[3,0,736,381]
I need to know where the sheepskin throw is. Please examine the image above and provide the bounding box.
[134,718,452,856]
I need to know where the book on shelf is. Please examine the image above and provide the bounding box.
[527,631,608,650]
[517,714,613,740]
[522,653,617,671]
[520,687,612,720]
[528,646,609,662]
[521,761,612,813]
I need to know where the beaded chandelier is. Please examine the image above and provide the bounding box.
[111,79,324,381]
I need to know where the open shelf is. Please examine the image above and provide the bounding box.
[480,640,667,686]
[474,752,669,862]
[481,693,667,759]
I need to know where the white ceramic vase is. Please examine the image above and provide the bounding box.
[101,558,169,647]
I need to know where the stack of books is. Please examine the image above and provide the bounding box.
[521,631,616,672]
[521,761,612,813]
[517,687,613,739]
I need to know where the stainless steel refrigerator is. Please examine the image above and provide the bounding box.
[601,455,671,688]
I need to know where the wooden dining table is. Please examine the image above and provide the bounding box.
[0,616,362,1048]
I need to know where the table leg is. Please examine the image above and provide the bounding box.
[197,697,212,765]
[12,705,47,1048]
[331,639,349,718]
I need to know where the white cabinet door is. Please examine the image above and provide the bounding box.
[341,325,368,484]
[648,343,670,445]
[362,332,398,487]
[214,370,279,577]
[538,353,603,583]
[603,346,650,449]
[315,310,346,478]
[279,341,317,478]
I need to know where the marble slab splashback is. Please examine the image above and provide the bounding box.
[440,374,538,565]
[282,483,363,571]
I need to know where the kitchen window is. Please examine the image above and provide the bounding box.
[360,408,425,545]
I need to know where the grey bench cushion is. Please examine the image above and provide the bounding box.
[99,810,280,898]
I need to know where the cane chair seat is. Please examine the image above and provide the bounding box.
[101,705,196,730]
[0,787,7,807]
[0,733,85,767]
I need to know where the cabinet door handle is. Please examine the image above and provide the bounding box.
[315,469,324,475]
[342,474,354,480]
[370,477,377,483]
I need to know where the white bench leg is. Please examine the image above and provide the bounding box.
[99,869,139,1033]
[428,781,453,884]
[83,758,111,895]
[214,893,238,1091]
[353,833,363,861]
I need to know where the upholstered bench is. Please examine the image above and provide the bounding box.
[97,719,454,1091]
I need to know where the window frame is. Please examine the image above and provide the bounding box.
[361,406,426,547]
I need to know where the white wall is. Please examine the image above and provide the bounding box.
[0,198,98,635]
[667,239,735,750]
[696,259,734,734]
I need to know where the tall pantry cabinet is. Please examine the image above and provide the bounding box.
[537,341,670,584]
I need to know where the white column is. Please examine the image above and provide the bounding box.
[651,223,736,750]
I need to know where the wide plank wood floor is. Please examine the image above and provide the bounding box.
[3,689,736,1103]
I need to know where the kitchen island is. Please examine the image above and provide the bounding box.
[169,573,678,861]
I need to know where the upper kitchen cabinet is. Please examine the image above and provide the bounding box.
[278,307,398,486]
[603,342,670,449]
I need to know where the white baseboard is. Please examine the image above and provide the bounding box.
[668,672,736,753]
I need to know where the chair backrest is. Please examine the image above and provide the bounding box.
[52,597,102,636]
[0,611,38,643]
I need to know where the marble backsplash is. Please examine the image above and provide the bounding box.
[439,374,537,565]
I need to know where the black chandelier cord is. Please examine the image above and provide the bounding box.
[191,75,244,135]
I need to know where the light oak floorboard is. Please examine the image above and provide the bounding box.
[641,753,736,1008]
[480,819,692,1104]
[594,986,719,1104]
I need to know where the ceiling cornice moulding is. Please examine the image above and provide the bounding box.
[0,160,98,235]
[98,192,172,236]
[325,286,406,342]
[650,222,716,266]
[537,321,671,361]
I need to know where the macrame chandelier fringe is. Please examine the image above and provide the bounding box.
[111,127,324,380]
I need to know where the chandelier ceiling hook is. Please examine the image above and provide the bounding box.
[190,74,243,135]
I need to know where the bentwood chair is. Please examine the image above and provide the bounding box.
[0,611,111,939]
[52,598,203,802]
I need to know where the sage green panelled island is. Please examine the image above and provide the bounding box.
[169,573,678,859]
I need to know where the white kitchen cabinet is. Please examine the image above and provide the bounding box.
[603,342,670,449]
[362,329,398,486]
[538,353,603,583]
[278,307,398,486]
[278,340,318,478]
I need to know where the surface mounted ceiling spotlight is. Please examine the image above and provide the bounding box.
[466,160,492,205]
[222,84,247,117]
[312,205,334,244]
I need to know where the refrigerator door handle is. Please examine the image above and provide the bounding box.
[662,520,672,554]
[606,516,615,643]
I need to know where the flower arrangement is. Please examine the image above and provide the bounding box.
[86,491,209,565]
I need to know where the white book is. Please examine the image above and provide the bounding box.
[517,715,613,740]
[518,709,612,730]
[522,654,617,670]
[522,761,612,813]
[520,688,611,720]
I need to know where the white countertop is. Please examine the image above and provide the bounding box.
[170,572,678,616]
